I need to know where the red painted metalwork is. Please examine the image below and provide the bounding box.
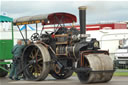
[42,13,77,25]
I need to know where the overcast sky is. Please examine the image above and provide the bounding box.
[1,0,128,24]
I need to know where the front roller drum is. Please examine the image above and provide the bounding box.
[77,54,114,83]
[22,44,51,81]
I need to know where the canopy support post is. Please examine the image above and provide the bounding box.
[40,25,44,35]
[25,24,27,43]
[54,15,65,29]
[36,23,38,33]
[17,25,27,45]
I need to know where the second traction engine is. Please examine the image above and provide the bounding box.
[19,6,114,84]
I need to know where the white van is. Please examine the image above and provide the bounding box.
[115,38,128,69]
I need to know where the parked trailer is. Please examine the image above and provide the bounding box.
[0,15,13,77]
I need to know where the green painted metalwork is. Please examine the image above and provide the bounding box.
[0,16,13,73]
[0,62,11,65]
[0,40,13,60]
[12,22,14,46]
[0,66,8,72]
[0,15,13,22]
[0,15,13,60]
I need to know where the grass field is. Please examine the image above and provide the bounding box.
[114,72,128,76]
[114,69,128,76]
[72,69,128,76]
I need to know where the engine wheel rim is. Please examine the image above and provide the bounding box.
[22,44,50,80]
[27,47,43,78]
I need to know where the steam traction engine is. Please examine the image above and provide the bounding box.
[13,6,114,83]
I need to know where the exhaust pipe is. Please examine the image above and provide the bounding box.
[79,6,87,34]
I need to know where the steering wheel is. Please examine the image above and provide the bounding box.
[31,33,39,41]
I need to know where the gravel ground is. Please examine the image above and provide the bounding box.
[0,76,126,85]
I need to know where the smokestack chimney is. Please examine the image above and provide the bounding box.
[79,6,87,34]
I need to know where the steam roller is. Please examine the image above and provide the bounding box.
[13,5,114,84]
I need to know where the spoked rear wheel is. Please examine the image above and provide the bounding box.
[22,44,51,81]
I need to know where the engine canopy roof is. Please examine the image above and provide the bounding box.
[13,12,77,25]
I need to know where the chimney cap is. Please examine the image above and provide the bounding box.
[79,6,87,10]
